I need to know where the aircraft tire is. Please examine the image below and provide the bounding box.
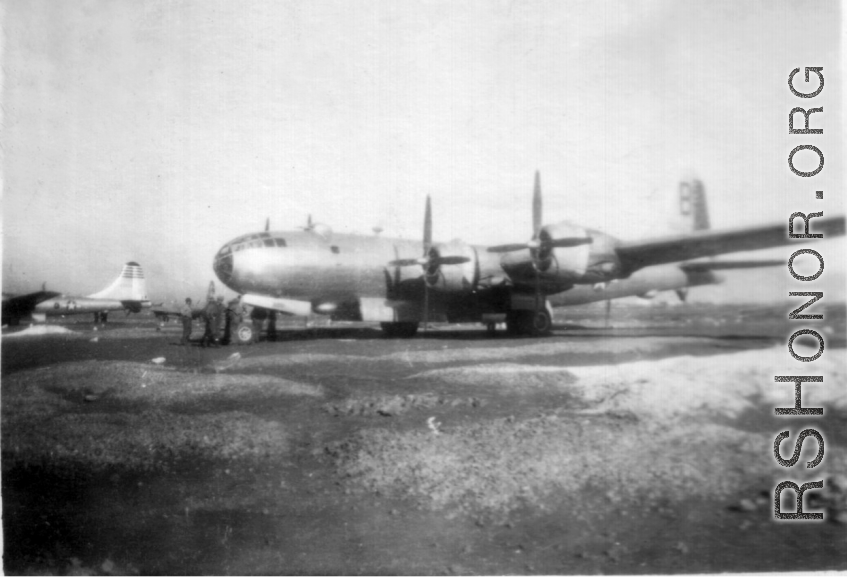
[506,310,551,336]
[530,308,552,336]
[233,322,254,345]
[380,321,419,338]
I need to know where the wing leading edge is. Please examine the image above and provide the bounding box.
[616,215,845,276]
[2,290,62,324]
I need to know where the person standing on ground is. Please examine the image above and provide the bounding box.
[215,295,227,345]
[180,298,194,345]
[202,297,218,347]
[224,295,246,344]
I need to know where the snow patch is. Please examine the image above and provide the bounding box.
[568,346,847,420]
[3,325,78,338]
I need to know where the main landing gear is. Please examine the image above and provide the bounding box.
[380,322,419,338]
[505,308,552,336]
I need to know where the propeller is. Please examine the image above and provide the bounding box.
[265,218,270,232]
[487,172,593,258]
[487,171,593,330]
[387,196,470,330]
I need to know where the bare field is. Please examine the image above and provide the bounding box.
[3,303,847,574]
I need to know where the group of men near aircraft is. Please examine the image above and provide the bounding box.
[179,294,269,347]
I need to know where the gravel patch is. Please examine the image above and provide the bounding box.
[324,393,483,417]
[331,414,771,515]
[328,347,847,515]
[2,361,319,470]
[409,363,579,392]
[3,360,323,406]
[4,409,289,470]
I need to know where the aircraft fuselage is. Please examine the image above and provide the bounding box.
[212,226,705,322]
[34,297,149,316]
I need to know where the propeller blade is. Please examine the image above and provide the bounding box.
[393,246,401,290]
[265,218,270,232]
[388,258,426,267]
[423,279,429,331]
[532,171,542,239]
[423,195,432,254]
[548,237,593,248]
[487,243,532,253]
[430,256,471,266]
[534,259,541,322]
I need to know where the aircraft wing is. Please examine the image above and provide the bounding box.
[678,259,785,272]
[616,216,845,276]
[2,290,62,322]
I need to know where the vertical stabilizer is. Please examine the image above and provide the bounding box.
[677,178,710,232]
[87,262,149,301]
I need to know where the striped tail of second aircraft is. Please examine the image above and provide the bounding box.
[87,261,149,303]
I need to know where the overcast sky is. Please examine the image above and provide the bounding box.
[2,0,843,303]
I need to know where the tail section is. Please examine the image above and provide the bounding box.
[87,262,149,302]
[677,178,710,232]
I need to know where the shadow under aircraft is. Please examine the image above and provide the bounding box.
[211,174,844,343]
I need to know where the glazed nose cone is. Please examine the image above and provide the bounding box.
[213,242,234,287]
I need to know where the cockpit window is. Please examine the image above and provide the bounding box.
[263,239,275,247]
[259,232,271,239]
[275,238,287,247]
[234,244,243,252]
[330,245,340,254]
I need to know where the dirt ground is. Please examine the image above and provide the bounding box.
[3,303,847,575]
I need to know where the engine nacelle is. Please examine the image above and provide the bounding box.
[533,222,592,283]
[426,239,479,293]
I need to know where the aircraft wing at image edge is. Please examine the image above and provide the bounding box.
[615,216,845,276]
[2,290,62,322]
